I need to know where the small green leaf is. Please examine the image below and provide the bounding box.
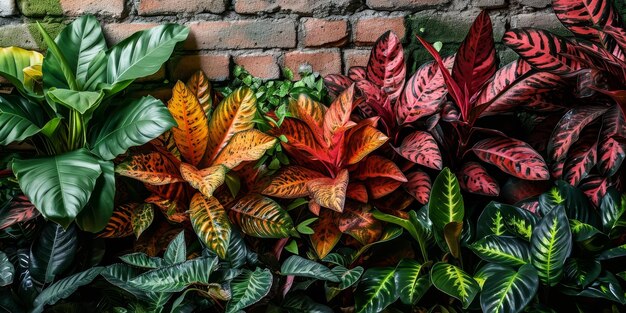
[129,257,217,292]
[281,255,339,282]
[284,240,299,255]
[47,88,104,114]
[226,268,273,313]
[297,217,318,235]
[164,231,186,264]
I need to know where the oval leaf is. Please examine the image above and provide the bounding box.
[472,136,549,180]
[190,192,231,259]
[530,205,572,286]
[354,267,398,313]
[229,194,296,238]
[430,262,480,309]
[480,264,539,313]
[281,255,339,282]
[168,81,209,166]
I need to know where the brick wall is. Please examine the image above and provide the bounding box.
[0,0,617,83]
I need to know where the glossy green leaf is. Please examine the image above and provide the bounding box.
[597,244,626,260]
[226,230,250,269]
[75,159,115,233]
[561,272,626,305]
[30,223,78,284]
[354,267,398,313]
[325,266,363,301]
[431,262,480,309]
[282,292,333,313]
[90,96,176,160]
[107,24,189,84]
[372,209,430,258]
[12,149,102,228]
[47,88,104,114]
[31,267,104,313]
[0,47,43,95]
[164,231,186,264]
[0,95,44,145]
[131,203,154,238]
[474,263,511,289]
[600,189,625,234]
[530,205,572,286]
[477,202,539,241]
[119,252,165,269]
[428,168,464,235]
[101,263,147,300]
[563,258,601,288]
[480,264,539,313]
[226,268,273,313]
[540,181,594,224]
[129,257,217,292]
[37,21,77,90]
[0,251,14,286]
[569,219,608,252]
[395,259,430,305]
[470,235,531,267]
[281,255,340,282]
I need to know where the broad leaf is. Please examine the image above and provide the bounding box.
[226,268,273,313]
[212,129,277,169]
[431,262,480,309]
[115,152,183,186]
[119,252,165,269]
[351,155,406,182]
[75,159,115,233]
[354,267,398,313]
[366,31,405,100]
[229,194,296,238]
[0,47,43,95]
[480,264,539,313]
[473,136,549,180]
[470,235,531,267]
[561,271,626,305]
[263,166,325,198]
[307,169,350,213]
[180,163,226,198]
[395,259,430,305]
[428,168,464,234]
[190,192,231,259]
[404,170,431,204]
[31,267,103,313]
[393,131,442,170]
[311,209,342,259]
[344,126,388,165]
[129,257,217,292]
[0,95,43,145]
[397,58,451,124]
[530,205,572,286]
[30,223,78,284]
[563,258,601,288]
[280,255,340,282]
[548,105,608,162]
[167,81,209,166]
[476,202,539,241]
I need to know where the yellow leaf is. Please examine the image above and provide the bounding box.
[180,163,227,199]
[263,166,325,198]
[203,87,257,166]
[190,192,231,259]
[307,169,349,213]
[168,81,209,166]
[186,70,212,116]
[212,129,277,169]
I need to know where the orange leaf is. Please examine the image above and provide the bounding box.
[229,194,296,238]
[344,125,388,165]
[338,202,382,245]
[145,194,188,223]
[180,163,227,198]
[367,177,403,199]
[347,182,368,203]
[271,118,326,161]
[190,192,231,259]
[310,209,341,259]
[204,87,257,166]
[96,203,136,238]
[168,81,209,166]
[115,152,183,185]
[151,131,181,161]
[309,199,321,216]
[289,94,327,143]
[323,85,356,146]
[351,155,407,182]
[212,129,277,169]
[307,169,349,212]
[263,166,325,198]
[186,71,212,115]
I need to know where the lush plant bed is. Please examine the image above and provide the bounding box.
[0,0,625,312]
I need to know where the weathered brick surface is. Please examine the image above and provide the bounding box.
[0,0,17,16]
[185,20,297,50]
[60,0,125,16]
[511,12,570,36]
[476,0,507,8]
[234,53,281,79]
[284,50,342,79]
[302,18,349,47]
[354,16,406,46]
[234,0,358,15]
[138,0,226,15]
[170,54,231,81]
[518,0,551,8]
[0,24,39,49]
[103,23,159,45]
[366,0,449,10]
[343,49,371,71]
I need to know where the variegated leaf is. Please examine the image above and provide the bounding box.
[307,169,350,213]
[394,130,442,170]
[212,129,277,169]
[190,192,231,259]
[179,163,227,199]
[229,194,296,238]
[263,166,325,199]
[168,81,209,166]
[115,152,183,186]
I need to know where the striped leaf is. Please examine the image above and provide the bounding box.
[179,163,226,199]
[563,258,601,288]
[431,262,480,309]
[472,136,549,180]
[470,235,531,267]
[32,267,104,313]
[119,252,165,269]
[212,129,277,169]
[598,105,626,176]
[167,81,209,166]
[186,70,212,116]
[323,85,355,146]
[226,268,273,313]
[580,176,611,207]
[97,203,136,238]
[347,182,369,203]
[354,267,399,313]
[337,203,382,245]
[547,105,608,162]
[131,203,154,239]
[115,152,183,186]
[263,166,325,199]
[394,130,442,170]
[307,169,350,213]
[351,155,406,182]
[145,195,188,223]
[349,66,366,80]
[204,87,257,166]
[563,123,599,186]
[553,0,620,43]
[476,202,539,241]
[480,264,539,313]
[0,195,38,230]
[129,257,217,293]
[403,170,431,204]
[394,259,430,305]
[289,94,326,135]
[367,177,403,199]
[281,255,340,282]
[366,31,406,100]
[457,162,500,196]
[229,194,296,238]
[324,74,353,96]
[428,168,464,235]
[190,192,231,259]
[326,265,364,300]
[530,205,572,286]
[344,125,388,165]
[310,209,342,259]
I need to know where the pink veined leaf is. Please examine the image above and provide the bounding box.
[472,136,550,180]
[457,162,500,196]
[348,66,367,81]
[547,105,609,162]
[598,105,626,176]
[324,74,353,96]
[366,31,406,101]
[563,123,600,186]
[580,176,612,207]
[403,170,431,204]
[393,130,442,170]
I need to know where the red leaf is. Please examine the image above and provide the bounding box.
[453,11,498,110]
[0,195,39,230]
[367,177,403,199]
[580,176,612,206]
[351,155,407,182]
[548,105,609,162]
[553,0,621,45]
[563,123,600,186]
[457,162,500,196]
[347,183,369,203]
[403,170,431,204]
[271,117,326,162]
[309,199,321,216]
[355,80,394,124]
[323,85,356,147]
[310,210,341,259]
[324,74,353,96]
[598,105,626,176]
[603,25,626,55]
[393,130,442,170]
[472,136,549,180]
[348,66,367,81]
[366,31,406,100]
[337,203,382,245]
[501,178,551,204]
[397,56,454,124]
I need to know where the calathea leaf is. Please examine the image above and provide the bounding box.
[480,263,539,313]
[30,223,78,284]
[597,105,626,176]
[280,255,340,282]
[476,202,539,241]
[474,263,511,289]
[354,267,398,313]
[530,205,572,286]
[0,95,44,145]
[470,235,531,267]
[31,267,104,313]
[129,257,217,292]
[561,271,626,305]
[12,149,102,228]
[562,258,601,288]
[552,0,621,43]
[597,243,626,260]
[430,262,480,309]
[393,131,442,170]
[325,265,363,300]
[394,259,430,305]
[562,122,599,186]
[229,194,296,238]
[428,168,464,236]
[569,219,608,252]
[472,136,549,180]
[90,96,176,161]
[547,105,609,162]
[189,192,231,259]
[167,81,209,166]
[0,195,39,230]
[540,181,594,224]
[226,268,273,313]
[119,252,166,269]
[283,292,333,313]
[600,188,625,234]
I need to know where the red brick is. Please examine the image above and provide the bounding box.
[354,16,406,46]
[366,0,448,10]
[185,20,296,50]
[302,18,348,48]
[170,54,231,81]
[234,53,281,80]
[103,23,159,45]
[138,0,225,15]
[60,0,125,17]
[343,49,371,72]
[234,0,357,15]
[283,50,341,80]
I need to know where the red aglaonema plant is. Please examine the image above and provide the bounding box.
[502,0,626,205]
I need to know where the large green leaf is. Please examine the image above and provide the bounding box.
[12,148,102,228]
[119,252,165,269]
[190,192,231,259]
[325,265,363,300]
[47,88,104,114]
[90,96,176,160]
[597,244,626,260]
[470,235,531,267]
[476,202,539,241]
[280,255,340,282]
[75,159,115,233]
[0,251,14,286]
[474,263,510,289]
[164,231,186,265]
[107,24,189,84]
[354,267,398,313]
[282,293,333,313]
[428,168,464,235]
[101,263,148,300]
[129,257,217,292]
[480,264,539,313]
[561,272,626,305]
[430,262,480,309]
[0,47,43,96]
[226,268,273,313]
[530,205,572,286]
[30,222,78,284]
[394,259,430,305]
[600,189,625,234]
[31,267,103,313]
[0,95,44,145]
[569,219,608,252]
[562,258,601,288]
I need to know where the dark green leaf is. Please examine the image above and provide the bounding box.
[563,258,601,288]
[477,202,539,241]
[530,205,572,286]
[325,266,363,301]
[597,244,626,260]
[430,262,480,309]
[569,219,608,252]
[280,255,339,282]
[226,268,273,313]
[470,235,531,267]
[561,272,626,304]
[32,267,104,313]
[119,252,165,269]
[129,257,217,292]
[428,168,464,237]
[164,231,186,265]
[0,95,44,145]
[282,292,333,313]
[30,223,78,284]
[0,251,14,286]
[600,189,625,234]
[395,259,430,305]
[75,159,115,233]
[480,264,539,313]
[47,89,104,114]
[354,267,398,313]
